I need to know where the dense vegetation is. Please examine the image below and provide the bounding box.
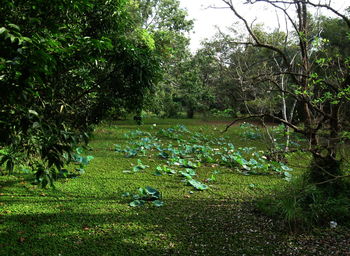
[0,0,190,184]
[1,0,350,255]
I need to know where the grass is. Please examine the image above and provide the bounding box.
[1,118,349,255]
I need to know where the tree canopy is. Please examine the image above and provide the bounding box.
[0,0,179,184]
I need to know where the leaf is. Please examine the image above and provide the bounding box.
[132,166,141,172]
[145,186,158,195]
[28,109,39,116]
[281,164,292,171]
[283,172,292,182]
[0,27,7,35]
[129,200,145,207]
[249,184,256,189]
[21,36,32,43]
[59,169,69,178]
[185,168,196,176]
[138,187,146,195]
[159,151,169,159]
[188,179,208,191]
[180,171,192,180]
[75,168,85,175]
[122,192,130,197]
[153,171,163,176]
[8,24,20,31]
[284,171,292,177]
[167,169,176,175]
[86,156,94,162]
[152,200,164,207]
[76,147,84,154]
[242,164,251,171]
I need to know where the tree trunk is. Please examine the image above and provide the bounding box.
[187,108,194,119]
[309,152,342,193]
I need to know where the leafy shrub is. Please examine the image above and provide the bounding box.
[123,186,164,207]
[210,108,237,118]
[257,177,350,229]
[1,0,160,188]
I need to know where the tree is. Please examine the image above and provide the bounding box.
[125,0,194,119]
[221,0,350,190]
[194,38,243,115]
[0,0,160,185]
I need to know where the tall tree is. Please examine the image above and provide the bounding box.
[221,0,350,189]
[124,0,194,119]
[0,0,160,184]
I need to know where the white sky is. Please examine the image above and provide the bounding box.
[179,0,349,52]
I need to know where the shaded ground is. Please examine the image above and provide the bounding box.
[1,192,349,255]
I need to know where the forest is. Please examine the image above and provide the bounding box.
[1,0,350,255]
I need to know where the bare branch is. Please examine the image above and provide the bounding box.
[221,0,291,67]
[314,174,350,186]
[305,0,350,28]
[222,115,264,133]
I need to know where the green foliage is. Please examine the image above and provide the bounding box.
[128,0,195,117]
[123,159,149,174]
[115,124,294,194]
[179,168,197,179]
[239,122,262,140]
[155,165,177,175]
[123,186,164,207]
[0,0,161,185]
[210,108,238,118]
[187,179,208,191]
[257,177,350,229]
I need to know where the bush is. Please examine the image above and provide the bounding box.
[210,108,238,118]
[257,176,350,230]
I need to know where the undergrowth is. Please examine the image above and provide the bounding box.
[257,176,350,230]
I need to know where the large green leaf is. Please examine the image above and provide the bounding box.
[152,200,164,207]
[129,200,145,207]
[188,179,208,191]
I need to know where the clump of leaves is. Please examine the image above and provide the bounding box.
[239,122,262,140]
[187,179,209,191]
[179,168,208,191]
[157,125,190,140]
[35,147,94,186]
[123,186,164,207]
[154,165,176,176]
[205,174,217,183]
[124,130,151,139]
[115,127,293,181]
[179,168,196,179]
[123,159,149,174]
[72,147,94,175]
[117,145,146,158]
[177,158,201,169]
[0,147,24,174]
